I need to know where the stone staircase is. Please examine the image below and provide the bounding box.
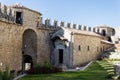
[96,60,114,75]
[99,46,120,76]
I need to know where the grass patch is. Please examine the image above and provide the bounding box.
[19,61,112,80]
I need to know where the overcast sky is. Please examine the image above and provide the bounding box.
[0,0,120,27]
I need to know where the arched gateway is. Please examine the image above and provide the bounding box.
[22,29,37,71]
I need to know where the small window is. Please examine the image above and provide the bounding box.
[16,12,22,24]
[103,46,104,51]
[78,45,81,51]
[87,46,90,51]
[101,47,102,52]
[97,47,99,52]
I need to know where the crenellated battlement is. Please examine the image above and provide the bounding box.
[37,17,97,33]
[0,2,100,34]
[0,3,15,23]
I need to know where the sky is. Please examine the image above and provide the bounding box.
[0,0,120,27]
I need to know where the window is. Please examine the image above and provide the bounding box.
[101,47,102,52]
[103,46,104,51]
[97,47,99,52]
[78,45,81,51]
[87,46,90,51]
[16,12,22,24]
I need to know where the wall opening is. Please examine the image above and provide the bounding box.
[16,12,22,24]
[22,29,37,72]
[102,30,106,36]
[108,37,112,42]
[59,49,63,64]
[87,46,90,51]
[78,45,81,51]
[22,55,33,71]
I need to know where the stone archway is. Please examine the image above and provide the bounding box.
[22,29,37,71]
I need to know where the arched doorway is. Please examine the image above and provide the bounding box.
[23,55,33,71]
[22,29,37,72]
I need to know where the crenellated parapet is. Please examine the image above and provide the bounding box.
[0,3,96,33]
[73,24,76,29]
[60,21,64,27]
[0,3,98,33]
[53,20,58,28]
[45,18,50,27]
[37,17,95,32]
[83,26,87,30]
[0,3,15,23]
[88,27,91,31]
[78,25,82,30]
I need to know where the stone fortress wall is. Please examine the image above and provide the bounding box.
[72,28,113,67]
[0,2,114,73]
[0,3,51,72]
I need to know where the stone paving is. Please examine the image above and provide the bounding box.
[13,74,26,80]
[64,61,93,72]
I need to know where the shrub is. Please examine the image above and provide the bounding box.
[43,61,53,69]
[106,74,114,79]
[0,65,14,80]
[27,62,62,74]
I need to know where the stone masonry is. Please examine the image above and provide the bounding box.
[0,3,115,73]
